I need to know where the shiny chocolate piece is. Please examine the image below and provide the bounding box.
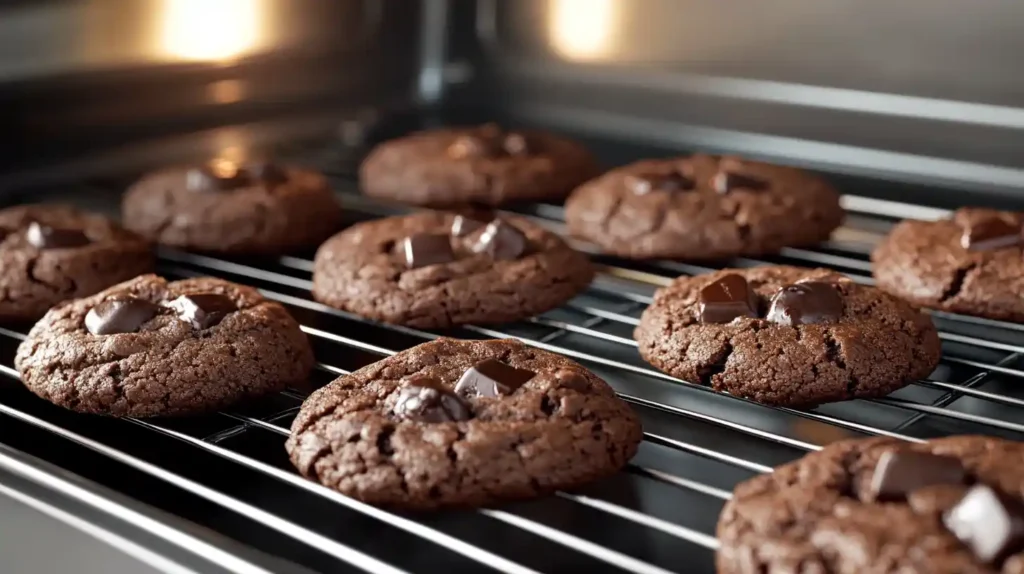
[451,215,486,238]
[185,161,251,192]
[470,220,527,261]
[454,359,536,398]
[698,274,759,324]
[447,134,499,160]
[166,293,237,330]
[869,450,968,501]
[502,133,530,156]
[960,217,1023,251]
[246,161,289,185]
[392,376,472,423]
[944,485,1024,564]
[627,172,696,196]
[765,281,843,326]
[403,233,456,268]
[85,297,160,335]
[25,222,91,249]
[713,171,769,194]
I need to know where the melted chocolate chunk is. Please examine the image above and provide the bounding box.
[627,172,696,196]
[713,171,769,194]
[451,215,487,238]
[454,359,536,398]
[765,281,843,326]
[25,222,91,249]
[185,161,251,192]
[403,233,456,268]
[246,161,289,185]
[698,274,759,324]
[85,297,160,335]
[960,217,1023,251]
[869,450,968,501]
[0,228,8,242]
[167,293,237,330]
[392,376,472,423]
[470,220,527,261]
[944,485,1024,564]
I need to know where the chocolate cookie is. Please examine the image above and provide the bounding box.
[564,154,843,260]
[718,435,1024,573]
[0,204,154,323]
[634,265,940,407]
[873,207,1024,322]
[311,211,595,328]
[286,337,643,510]
[122,159,342,254]
[15,274,314,417]
[359,124,599,207]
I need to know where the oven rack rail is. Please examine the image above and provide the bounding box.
[1,181,1023,573]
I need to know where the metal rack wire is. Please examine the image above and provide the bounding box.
[2,141,1024,573]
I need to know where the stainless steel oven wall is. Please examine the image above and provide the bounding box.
[447,0,1024,200]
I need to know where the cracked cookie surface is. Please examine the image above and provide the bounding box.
[285,337,643,510]
[0,204,154,323]
[122,163,342,254]
[872,208,1024,322]
[565,155,843,260]
[717,436,1024,574]
[360,124,599,207]
[311,211,595,328]
[634,266,940,407]
[15,274,314,417]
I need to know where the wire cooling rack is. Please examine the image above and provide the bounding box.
[2,137,1024,574]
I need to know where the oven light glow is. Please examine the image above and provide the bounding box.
[159,0,264,62]
[549,0,618,61]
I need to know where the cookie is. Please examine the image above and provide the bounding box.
[717,435,1024,573]
[0,204,154,323]
[285,337,643,510]
[564,154,843,260]
[359,124,599,207]
[311,211,595,328]
[873,207,1024,322]
[634,265,940,407]
[15,274,314,417]
[122,159,342,254]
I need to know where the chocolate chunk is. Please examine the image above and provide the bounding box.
[765,281,843,326]
[451,215,486,238]
[502,133,530,156]
[0,228,8,242]
[627,172,696,196]
[85,297,160,335]
[944,485,1024,564]
[960,217,1023,251]
[166,293,237,330]
[246,161,289,185]
[185,161,251,192]
[698,274,759,324]
[470,220,527,260]
[454,359,536,398]
[25,222,91,249]
[403,233,456,268]
[713,171,769,194]
[392,376,472,422]
[869,450,968,501]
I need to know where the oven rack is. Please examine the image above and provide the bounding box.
[2,166,1024,573]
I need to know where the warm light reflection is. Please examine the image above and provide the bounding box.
[548,0,618,61]
[208,157,242,177]
[159,0,265,62]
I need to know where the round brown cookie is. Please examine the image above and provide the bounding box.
[122,159,342,254]
[359,124,599,207]
[15,274,314,417]
[285,337,643,510]
[311,211,595,328]
[718,435,1024,573]
[0,204,154,323]
[873,207,1024,322]
[634,265,940,407]
[564,154,843,260]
